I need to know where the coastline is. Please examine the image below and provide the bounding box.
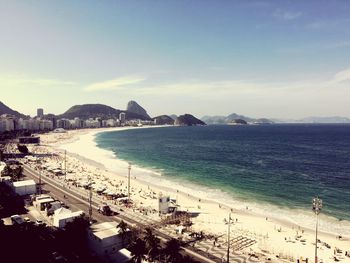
[38,127,350,261]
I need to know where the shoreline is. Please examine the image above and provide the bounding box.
[58,127,350,236]
[36,127,350,261]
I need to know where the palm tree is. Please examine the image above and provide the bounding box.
[129,237,146,263]
[164,238,183,263]
[144,227,160,262]
[117,220,128,246]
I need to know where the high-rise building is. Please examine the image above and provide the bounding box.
[119,112,126,124]
[37,108,44,118]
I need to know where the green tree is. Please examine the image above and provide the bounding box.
[64,215,90,251]
[144,227,160,262]
[129,238,146,263]
[12,165,23,181]
[1,164,11,177]
[164,238,183,263]
[1,165,23,181]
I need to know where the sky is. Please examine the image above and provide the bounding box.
[0,0,350,119]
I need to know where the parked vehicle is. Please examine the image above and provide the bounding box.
[98,205,113,216]
[35,218,45,226]
[10,215,24,225]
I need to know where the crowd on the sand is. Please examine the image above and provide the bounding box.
[4,128,350,263]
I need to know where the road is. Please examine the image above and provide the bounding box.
[23,164,219,263]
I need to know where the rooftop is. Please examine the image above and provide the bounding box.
[13,179,36,187]
[90,221,121,240]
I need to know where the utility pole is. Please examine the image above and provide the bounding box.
[38,167,42,195]
[312,197,322,263]
[128,163,131,202]
[64,150,67,181]
[88,175,93,223]
[226,212,234,263]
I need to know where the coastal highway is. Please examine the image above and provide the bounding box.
[23,165,219,263]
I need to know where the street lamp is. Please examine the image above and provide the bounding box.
[312,197,322,263]
[225,212,234,262]
[127,163,131,201]
[38,166,42,195]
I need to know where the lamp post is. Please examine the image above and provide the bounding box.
[38,167,42,195]
[127,163,131,202]
[312,197,322,263]
[225,212,234,263]
[64,150,67,181]
[88,174,93,223]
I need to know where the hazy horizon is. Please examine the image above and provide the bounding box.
[1,0,350,118]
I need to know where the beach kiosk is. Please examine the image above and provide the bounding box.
[159,195,177,214]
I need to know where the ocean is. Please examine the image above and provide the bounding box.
[95,124,350,234]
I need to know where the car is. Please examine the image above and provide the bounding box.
[10,215,24,225]
[35,218,44,226]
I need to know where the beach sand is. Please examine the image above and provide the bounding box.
[28,127,350,262]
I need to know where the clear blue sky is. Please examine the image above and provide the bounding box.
[1,0,350,118]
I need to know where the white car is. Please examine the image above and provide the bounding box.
[35,218,44,225]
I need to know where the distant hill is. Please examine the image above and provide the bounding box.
[202,113,273,125]
[272,116,350,123]
[0,101,26,118]
[229,119,248,125]
[59,104,148,120]
[152,115,174,125]
[127,100,151,119]
[175,114,206,126]
[299,116,350,123]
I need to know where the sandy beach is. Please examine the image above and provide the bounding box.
[28,127,350,263]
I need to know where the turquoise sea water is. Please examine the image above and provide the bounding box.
[95,124,350,222]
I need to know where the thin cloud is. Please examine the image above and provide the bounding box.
[273,10,302,21]
[306,19,350,30]
[84,76,146,92]
[330,68,350,84]
[0,74,76,88]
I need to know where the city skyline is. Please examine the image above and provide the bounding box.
[1,0,350,118]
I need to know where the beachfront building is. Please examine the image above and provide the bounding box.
[88,221,129,260]
[52,208,84,228]
[0,118,7,133]
[0,115,15,132]
[105,119,117,127]
[85,118,101,128]
[37,108,44,118]
[57,119,71,129]
[119,112,126,125]
[12,179,37,196]
[17,118,53,131]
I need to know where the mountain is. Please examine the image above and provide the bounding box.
[59,104,148,120]
[202,113,273,125]
[126,100,151,119]
[0,101,26,118]
[175,114,206,126]
[228,119,248,125]
[152,115,175,125]
[272,116,350,123]
[169,114,177,120]
[299,116,350,123]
